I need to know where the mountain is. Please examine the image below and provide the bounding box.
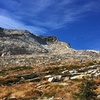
[0,27,72,56]
[0,27,100,66]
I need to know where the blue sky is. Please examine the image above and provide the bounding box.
[0,0,100,50]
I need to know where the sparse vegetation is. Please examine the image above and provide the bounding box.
[3,66,33,73]
[0,60,99,99]
[74,77,97,100]
[8,66,32,71]
[44,92,56,98]
[0,70,6,75]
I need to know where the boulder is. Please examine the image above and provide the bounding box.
[70,74,85,80]
[48,75,62,82]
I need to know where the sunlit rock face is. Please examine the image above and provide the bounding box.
[0,27,72,56]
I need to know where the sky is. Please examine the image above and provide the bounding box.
[0,0,100,50]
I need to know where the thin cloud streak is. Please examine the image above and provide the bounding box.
[0,0,99,34]
[30,2,95,29]
[0,15,47,34]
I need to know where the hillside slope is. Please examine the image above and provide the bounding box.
[0,27,100,66]
[0,27,72,56]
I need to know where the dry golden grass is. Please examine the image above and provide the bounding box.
[0,60,100,99]
[0,78,99,99]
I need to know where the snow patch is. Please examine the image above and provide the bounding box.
[86,50,100,54]
[42,45,51,50]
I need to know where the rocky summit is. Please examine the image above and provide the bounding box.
[0,27,100,66]
[0,27,72,55]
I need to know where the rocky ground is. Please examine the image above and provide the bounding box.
[0,60,100,100]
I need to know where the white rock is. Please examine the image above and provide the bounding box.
[48,77,54,82]
[61,70,68,74]
[70,74,85,80]
[45,75,52,78]
[48,75,62,82]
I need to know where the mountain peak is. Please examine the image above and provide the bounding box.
[0,27,71,56]
[40,36,59,43]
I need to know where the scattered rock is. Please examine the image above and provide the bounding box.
[26,77,41,82]
[45,75,52,78]
[70,74,85,80]
[48,75,62,82]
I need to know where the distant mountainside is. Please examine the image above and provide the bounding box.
[0,27,72,56]
[0,27,100,66]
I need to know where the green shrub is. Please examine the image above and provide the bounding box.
[74,77,97,100]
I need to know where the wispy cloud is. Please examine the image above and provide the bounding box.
[0,15,47,34]
[0,0,99,34]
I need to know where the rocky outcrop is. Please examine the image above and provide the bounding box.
[0,27,49,55]
[40,36,59,43]
[0,27,72,56]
